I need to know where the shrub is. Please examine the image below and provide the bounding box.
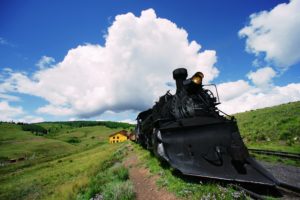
[77,145,134,200]
[67,137,81,144]
[111,164,129,181]
[21,124,47,135]
[103,181,134,200]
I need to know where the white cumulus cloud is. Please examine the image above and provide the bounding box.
[0,93,20,101]
[15,115,44,123]
[0,101,24,121]
[247,67,276,87]
[217,80,251,101]
[1,9,218,118]
[1,8,300,122]
[36,56,56,69]
[0,101,44,123]
[239,0,300,69]
[218,81,300,114]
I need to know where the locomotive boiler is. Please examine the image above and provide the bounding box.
[135,68,278,186]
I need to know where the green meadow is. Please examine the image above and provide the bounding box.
[0,122,133,200]
[234,101,300,166]
[235,101,300,150]
[0,101,299,199]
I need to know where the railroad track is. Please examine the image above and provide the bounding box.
[231,182,300,200]
[248,148,300,160]
[232,148,300,199]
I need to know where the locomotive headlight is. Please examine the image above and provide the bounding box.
[191,72,204,85]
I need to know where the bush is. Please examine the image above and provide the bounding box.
[111,164,129,181]
[77,145,134,200]
[21,124,47,135]
[46,121,135,129]
[103,181,134,200]
[67,137,81,144]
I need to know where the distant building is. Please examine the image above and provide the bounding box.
[128,132,136,141]
[109,130,128,143]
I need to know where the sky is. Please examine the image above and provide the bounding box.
[0,0,300,123]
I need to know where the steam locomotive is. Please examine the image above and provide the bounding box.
[135,68,278,186]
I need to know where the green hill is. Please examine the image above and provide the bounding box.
[234,101,300,153]
[0,121,133,200]
[0,102,299,199]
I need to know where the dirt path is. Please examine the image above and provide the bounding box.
[124,151,180,200]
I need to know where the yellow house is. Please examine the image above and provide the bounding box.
[109,130,128,143]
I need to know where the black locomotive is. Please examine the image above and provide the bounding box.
[135,68,278,186]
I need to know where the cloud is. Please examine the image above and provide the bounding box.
[239,0,300,69]
[218,81,300,114]
[3,67,13,73]
[0,101,24,121]
[217,80,252,102]
[0,37,15,47]
[0,93,20,101]
[1,9,218,118]
[1,8,300,122]
[0,100,44,123]
[0,37,9,45]
[36,56,56,69]
[118,119,136,124]
[247,67,276,87]
[16,115,44,123]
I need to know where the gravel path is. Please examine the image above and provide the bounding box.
[259,161,300,188]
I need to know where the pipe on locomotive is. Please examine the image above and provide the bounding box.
[173,68,204,94]
[173,68,188,94]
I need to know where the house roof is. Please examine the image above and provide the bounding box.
[109,130,128,137]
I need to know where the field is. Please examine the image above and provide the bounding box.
[235,101,300,151]
[234,101,300,166]
[0,101,299,199]
[0,122,134,200]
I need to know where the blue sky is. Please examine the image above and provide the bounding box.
[1,0,300,123]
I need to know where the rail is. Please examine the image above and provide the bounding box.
[230,182,300,200]
[248,148,300,160]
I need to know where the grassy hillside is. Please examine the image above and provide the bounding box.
[234,101,300,153]
[0,101,299,199]
[0,123,76,163]
[0,122,133,200]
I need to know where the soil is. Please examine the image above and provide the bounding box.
[123,146,300,200]
[124,151,180,200]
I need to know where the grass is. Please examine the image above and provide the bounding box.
[1,101,299,199]
[234,101,300,149]
[250,153,300,167]
[233,101,300,165]
[0,122,134,200]
[132,143,244,200]
[77,144,135,200]
[0,123,76,162]
[0,123,119,163]
[0,143,122,200]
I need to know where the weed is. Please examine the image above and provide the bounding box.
[103,180,135,200]
[67,137,81,144]
[76,144,134,200]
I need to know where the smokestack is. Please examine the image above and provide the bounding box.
[173,68,188,93]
